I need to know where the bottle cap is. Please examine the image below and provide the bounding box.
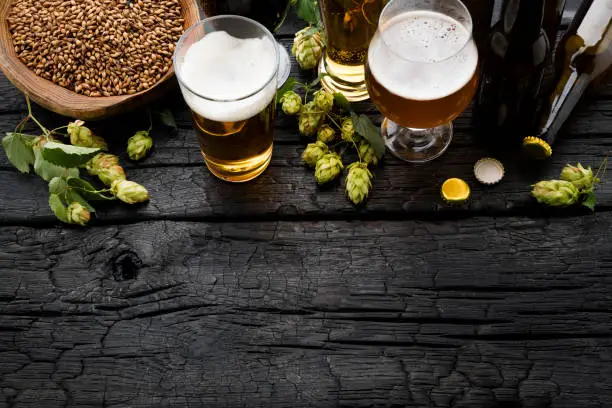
[474,158,504,185]
[523,136,552,159]
[441,178,470,204]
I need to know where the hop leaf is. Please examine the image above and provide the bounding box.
[68,120,107,150]
[292,27,324,70]
[302,141,329,167]
[560,163,598,193]
[358,141,379,166]
[341,118,358,143]
[299,102,324,137]
[314,153,343,185]
[280,91,303,116]
[111,180,150,204]
[67,202,91,226]
[127,130,153,161]
[532,180,580,207]
[345,162,373,205]
[313,90,334,113]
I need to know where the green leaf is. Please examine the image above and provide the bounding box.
[350,112,385,160]
[2,132,36,173]
[295,0,321,26]
[41,142,101,168]
[34,148,79,181]
[66,189,96,213]
[582,191,596,212]
[49,194,69,223]
[333,93,351,112]
[49,177,67,195]
[67,177,115,201]
[276,77,298,104]
[157,109,177,130]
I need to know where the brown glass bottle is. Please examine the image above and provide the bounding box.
[524,0,612,158]
[462,0,495,49]
[474,0,552,145]
[544,0,567,47]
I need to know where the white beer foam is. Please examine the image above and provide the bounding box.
[368,10,478,101]
[179,31,277,122]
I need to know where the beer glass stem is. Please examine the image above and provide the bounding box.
[382,119,454,163]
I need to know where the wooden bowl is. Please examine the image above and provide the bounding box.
[0,0,200,120]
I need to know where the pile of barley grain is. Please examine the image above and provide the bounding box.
[8,0,184,97]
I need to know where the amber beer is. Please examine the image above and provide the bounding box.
[365,10,479,129]
[190,102,276,182]
[174,17,279,182]
[319,0,385,101]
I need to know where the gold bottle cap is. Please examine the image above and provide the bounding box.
[523,136,552,159]
[441,178,471,204]
[474,158,505,185]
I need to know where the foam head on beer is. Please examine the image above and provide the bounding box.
[368,10,478,102]
[179,31,278,122]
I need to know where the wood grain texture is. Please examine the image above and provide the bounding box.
[2,7,612,408]
[0,0,200,120]
[1,216,612,407]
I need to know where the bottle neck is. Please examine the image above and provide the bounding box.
[502,0,546,42]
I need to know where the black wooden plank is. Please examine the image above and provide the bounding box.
[1,131,611,224]
[1,216,612,407]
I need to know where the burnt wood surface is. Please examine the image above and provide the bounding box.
[2,3,612,407]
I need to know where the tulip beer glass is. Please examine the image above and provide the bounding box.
[365,0,479,162]
[173,16,279,182]
[318,0,386,101]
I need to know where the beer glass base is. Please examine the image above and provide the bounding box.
[203,145,273,183]
[318,56,369,102]
[277,44,291,89]
[382,119,453,163]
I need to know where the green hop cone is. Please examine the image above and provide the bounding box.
[111,179,150,204]
[313,90,334,113]
[317,125,336,144]
[86,153,125,186]
[314,153,344,185]
[345,162,373,205]
[292,27,324,70]
[341,118,358,143]
[358,141,379,166]
[68,120,108,150]
[98,165,126,186]
[127,130,153,161]
[67,202,91,226]
[86,153,119,174]
[532,180,580,207]
[302,141,329,167]
[299,102,324,137]
[560,163,598,193]
[280,91,303,116]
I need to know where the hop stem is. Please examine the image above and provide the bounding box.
[25,96,50,136]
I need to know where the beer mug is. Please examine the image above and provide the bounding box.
[365,0,479,162]
[198,0,292,87]
[174,16,279,182]
[318,0,386,101]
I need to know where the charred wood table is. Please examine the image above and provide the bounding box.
[2,8,612,408]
